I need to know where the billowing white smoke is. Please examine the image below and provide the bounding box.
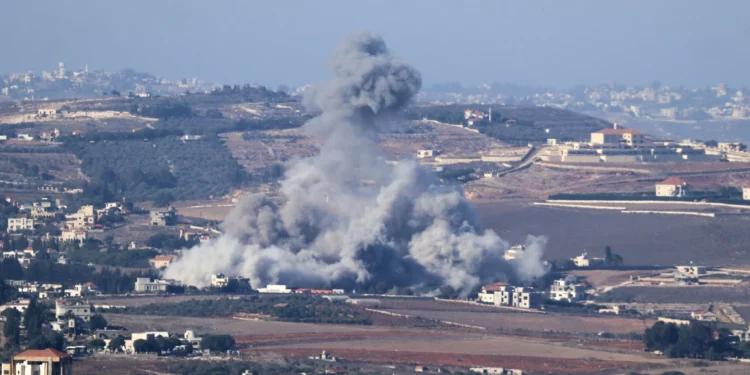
[165,32,548,294]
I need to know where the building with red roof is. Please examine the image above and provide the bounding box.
[656,177,688,197]
[8,348,72,375]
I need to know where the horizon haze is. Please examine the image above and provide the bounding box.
[2,0,749,89]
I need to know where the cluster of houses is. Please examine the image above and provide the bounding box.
[476,282,540,309]
[477,277,588,310]
[0,282,100,305]
[6,197,129,244]
[559,125,718,164]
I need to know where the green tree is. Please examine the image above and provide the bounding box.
[88,314,108,331]
[87,338,106,351]
[23,298,46,339]
[604,246,614,265]
[152,192,174,208]
[133,339,149,353]
[107,335,125,352]
[200,334,235,352]
[2,309,21,346]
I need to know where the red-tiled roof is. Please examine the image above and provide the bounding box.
[658,177,688,186]
[482,281,510,291]
[594,128,643,135]
[151,255,176,261]
[14,348,70,359]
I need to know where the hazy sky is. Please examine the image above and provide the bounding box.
[2,0,749,89]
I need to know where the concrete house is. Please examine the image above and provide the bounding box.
[572,252,604,268]
[590,127,645,147]
[6,348,72,375]
[134,278,180,293]
[477,282,511,304]
[149,255,177,269]
[150,207,176,226]
[55,299,92,322]
[60,229,86,244]
[7,215,34,232]
[511,287,539,309]
[655,177,688,197]
[550,278,586,302]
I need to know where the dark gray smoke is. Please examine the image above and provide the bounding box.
[165,32,547,294]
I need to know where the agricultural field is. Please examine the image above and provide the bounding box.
[379,308,653,335]
[597,283,750,304]
[473,201,750,266]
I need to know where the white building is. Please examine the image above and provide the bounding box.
[211,273,229,288]
[149,255,177,269]
[0,300,31,314]
[259,284,292,293]
[477,282,512,305]
[675,265,707,276]
[571,253,604,268]
[590,127,645,147]
[655,177,688,197]
[691,310,718,322]
[134,278,180,293]
[511,287,539,309]
[503,245,525,261]
[550,278,586,302]
[416,149,435,159]
[60,229,86,244]
[743,186,750,201]
[55,299,92,322]
[7,216,34,232]
[64,283,97,298]
[37,108,57,117]
[65,205,96,229]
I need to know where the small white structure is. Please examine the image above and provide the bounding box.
[571,252,604,268]
[17,134,33,141]
[675,265,707,276]
[503,245,525,261]
[60,229,87,244]
[598,305,622,315]
[134,278,180,293]
[691,310,718,322]
[511,287,539,309]
[417,149,435,159]
[211,273,229,288]
[37,108,57,117]
[743,186,750,201]
[655,177,688,197]
[309,350,338,362]
[149,255,177,269]
[259,284,291,294]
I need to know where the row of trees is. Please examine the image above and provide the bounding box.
[0,257,155,294]
[113,295,372,324]
[1,298,65,360]
[644,321,746,359]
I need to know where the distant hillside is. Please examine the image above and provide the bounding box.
[408,104,611,144]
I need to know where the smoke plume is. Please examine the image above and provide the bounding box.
[165,32,547,294]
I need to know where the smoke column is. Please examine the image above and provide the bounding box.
[165,32,547,294]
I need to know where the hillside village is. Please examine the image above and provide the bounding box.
[1,91,750,374]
